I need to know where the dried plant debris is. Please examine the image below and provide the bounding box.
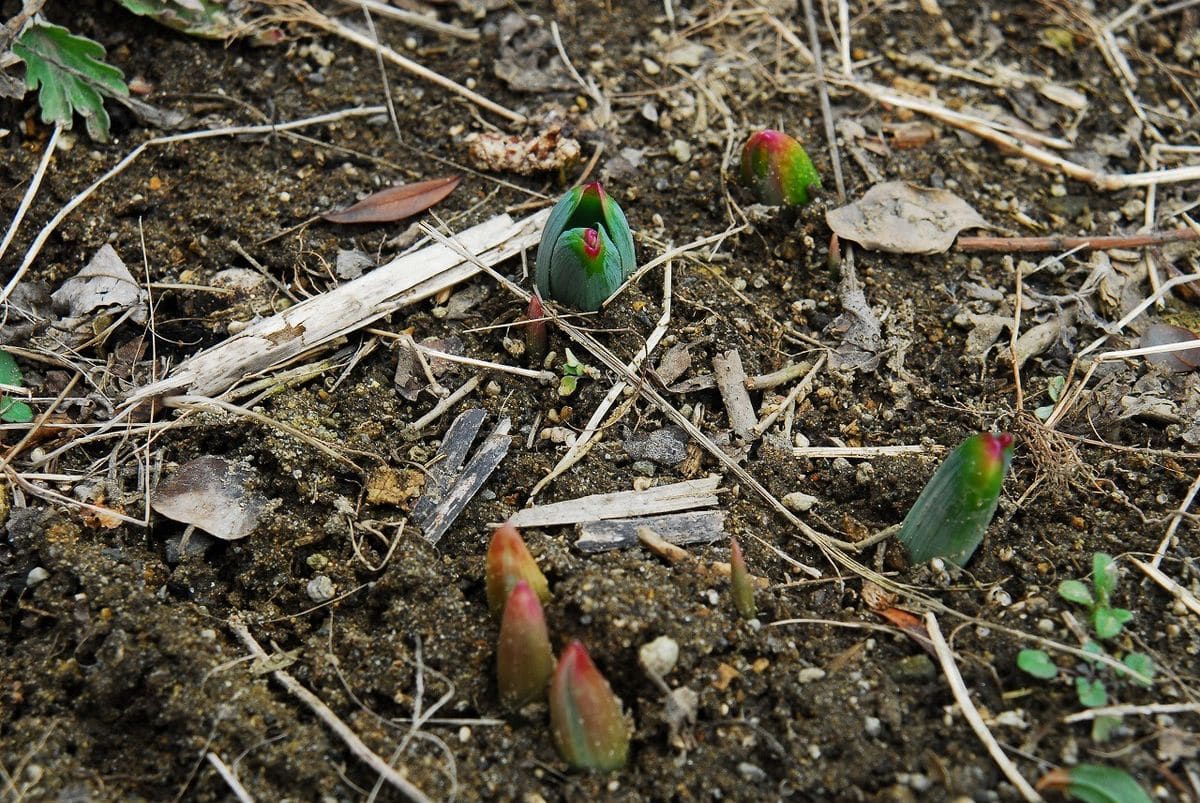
[411,409,513,544]
[493,13,573,93]
[465,124,581,175]
[826,181,988,255]
[51,244,148,325]
[575,510,727,553]
[151,455,274,541]
[335,248,375,281]
[322,176,461,225]
[509,476,722,529]
[1141,323,1200,373]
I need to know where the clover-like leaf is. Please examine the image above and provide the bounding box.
[0,350,34,424]
[1118,652,1155,688]
[1058,579,1094,606]
[1075,677,1107,708]
[13,22,129,141]
[1093,606,1131,640]
[1017,649,1058,679]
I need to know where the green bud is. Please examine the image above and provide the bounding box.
[535,182,636,312]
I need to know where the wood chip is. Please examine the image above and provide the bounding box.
[712,350,756,440]
[508,476,721,529]
[575,510,726,552]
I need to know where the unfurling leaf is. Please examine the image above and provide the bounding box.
[897,432,1015,567]
[739,129,822,207]
[549,641,629,771]
[1035,764,1152,803]
[13,22,129,141]
[1058,579,1093,606]
[322,176,462,224]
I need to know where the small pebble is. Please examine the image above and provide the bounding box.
[737,762,767,782]
[458,726,471,743]
[484,380,501,397]
[307,575,335,603]
[642,58,661,75]
[631,460,656,477]
[1037,618,1055,633]
[668,139,692,163]
[782,491,817,512]
[798,667,826,683]
[864,715,882,737]
[26,567,50,587]
[638,635,679,678]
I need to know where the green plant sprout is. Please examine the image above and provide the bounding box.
[1017,553,1155,742]
[897,432,1015,567]
[739,129,822,207]
[535,182,636,312]
[1035,375,1065,421]
[558,348,597,397]
[0,350,34,424]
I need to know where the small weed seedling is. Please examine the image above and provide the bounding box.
[1017,553,1155,742]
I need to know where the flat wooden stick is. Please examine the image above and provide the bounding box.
[957,227,1198,253]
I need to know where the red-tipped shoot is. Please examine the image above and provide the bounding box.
[486,522,550,618]
[496,580,554,709]
[523,293,549,361]
[729,536,757,619]
[549,641,630,771]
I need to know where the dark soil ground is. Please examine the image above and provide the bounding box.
[2,1,1199,800]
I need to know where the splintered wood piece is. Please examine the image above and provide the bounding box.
[417,417,512,544]
[712,350,756,440]
[322,176,462,224]
[508,476,721,529]
[575,510,726,553]
[409,408,487,523]
[125,209,549,403]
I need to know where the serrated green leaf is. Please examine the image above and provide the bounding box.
[13,22,128,141]
[118,0,240,38]
[1075,677,1107,708]
[1058,579,1093,606]
[0,350,34,424]
[1060,763,1152,796]
[1093,606,1130,640]
[1119,653,1155,687]
[1017,649,1058,679]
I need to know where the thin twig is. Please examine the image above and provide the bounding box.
[1062,702,1200,723]
[1151,472,1200,567]
[1130,558,1200,617]
[335,0,478,39]
[406,375,483,433]
[228,618,434,803]
[0,124,59,266]
[957,227,1198,253]
[925,612,1043,802]
[206,753,255,803]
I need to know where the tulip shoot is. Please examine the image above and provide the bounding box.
[549,641,629,771]
[740,129,822,207]
[496,580,554,709]
[729,537,756,619]
[486,522,550,618]
[898,432,1015,567]
[535,182,636,312]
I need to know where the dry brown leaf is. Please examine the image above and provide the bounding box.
[322,176,461,225]
[826,181,988,255]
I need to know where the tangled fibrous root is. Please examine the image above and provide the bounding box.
[1012,411,1094,503]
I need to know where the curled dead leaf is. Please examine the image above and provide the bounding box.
[322,176,461,225]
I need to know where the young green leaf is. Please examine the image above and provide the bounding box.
[1075,677,1107,708]
[1091,552,1118,605]
[729,537,756,620]
[0,350,34,424]
[1091,714,1121,743]
[1118,653,1155,688]
[1058,579,1093,606]
[1080,640,1104,666]
[897,432,1015,566]
[1016,649,1058,679]
[13,22,129,141]
[1035,764,1152,803]
[549,641,630,771]
[1093,606,1131,640]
